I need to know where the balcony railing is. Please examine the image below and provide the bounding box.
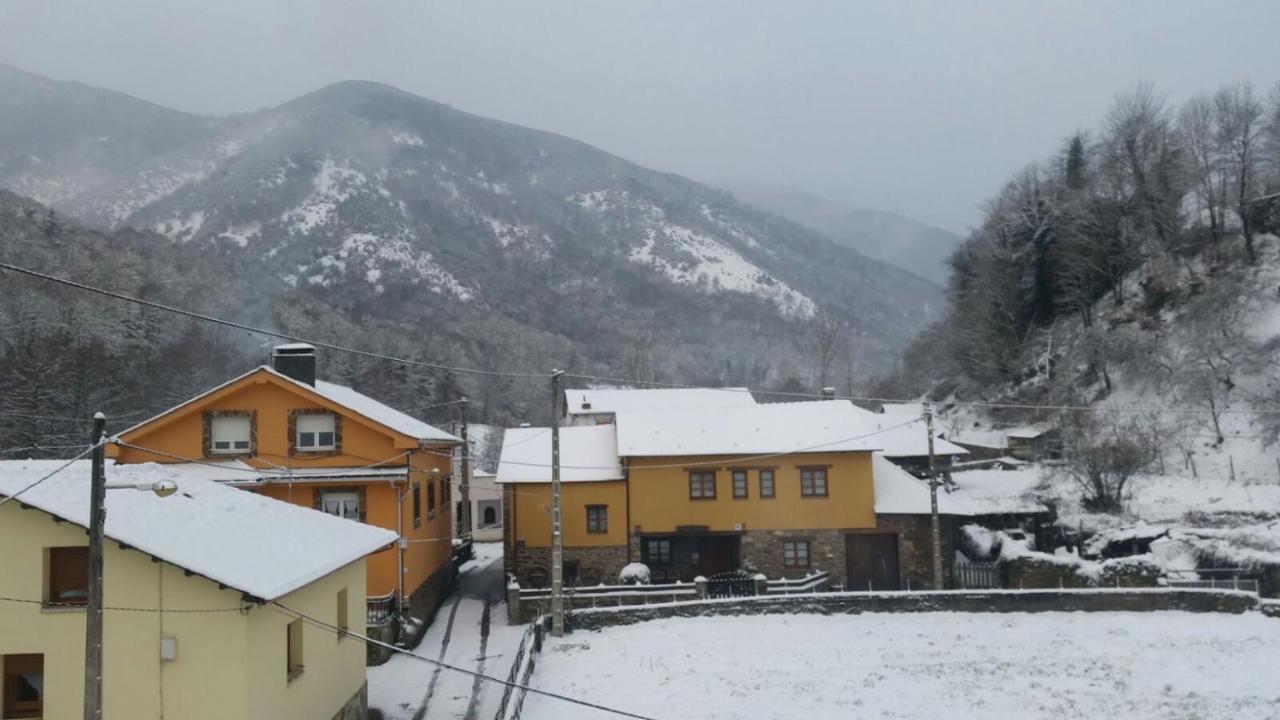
[367,591,398,627]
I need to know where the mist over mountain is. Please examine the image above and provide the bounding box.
[0,64,943,403]
[718,179,964,285]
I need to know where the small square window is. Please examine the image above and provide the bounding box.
[210,415,251,455]
[320,491,360,521]
[800,468,828,497]
[296,414,336,451]
[586,505,608,533]
[47,546,88,606]
[759,469,775,498]
[3,654,44,719]
[688,471,716,499]
[644,538,672,565]
[732,470,748,499]
[783,541,811,568]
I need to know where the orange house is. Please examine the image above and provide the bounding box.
[110,344,462,644]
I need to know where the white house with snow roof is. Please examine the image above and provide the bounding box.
[0,459,394,720]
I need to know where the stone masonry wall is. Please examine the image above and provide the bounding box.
[510,542,630,587]
[740,529,848,587]
[876,514,958,591]
[568,589,1264,632]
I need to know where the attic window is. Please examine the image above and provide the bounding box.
[210,416,251,455]
[297,414,336,451]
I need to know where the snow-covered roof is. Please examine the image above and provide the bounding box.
[310,376,460,444]
[872,453,972,515]
[496,425,624,483]
[947,467,1051,515]
[847,404,968,458]
[614,401,886,457]
[0,460,397,600]
[1007,426,1052,440]
[119,366,460,445]
[565,387,756,417]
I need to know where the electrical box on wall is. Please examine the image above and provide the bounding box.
[160,636,177,662]
[733,523,745,531]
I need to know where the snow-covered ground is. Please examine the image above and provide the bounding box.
[522,612,1280,720]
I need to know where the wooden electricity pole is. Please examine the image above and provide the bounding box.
[925,404,944,590]
[84,412,106,720]
[549,370,565,636]
[458,399,471,540]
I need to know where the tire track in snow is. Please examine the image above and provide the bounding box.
[413,593,464,720]
[461,599,492,720]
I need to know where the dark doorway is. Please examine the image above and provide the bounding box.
[845,533,901,591]
[696,535,740,577]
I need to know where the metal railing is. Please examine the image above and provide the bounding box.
[366,591,398,627]
[955,560,1002,589]
[766,571,832,594]
[1166,568,1259,594]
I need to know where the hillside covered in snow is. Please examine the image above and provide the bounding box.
[0,63,941,389]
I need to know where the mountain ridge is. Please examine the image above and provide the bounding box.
[0,64,942,387]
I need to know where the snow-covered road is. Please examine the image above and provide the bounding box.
[368,543,526,720]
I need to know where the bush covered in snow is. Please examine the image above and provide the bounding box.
[618,562,651,585]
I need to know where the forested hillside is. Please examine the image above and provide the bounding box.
[879,81,1280,483]
[0,63,943,407]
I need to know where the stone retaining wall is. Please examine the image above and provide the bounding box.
[510,542,629,587]
[566,588,1263,632]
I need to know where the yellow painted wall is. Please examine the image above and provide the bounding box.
[508,481,628,548]
[0,502,367,720]
[626,451,877,533]
[112,369,455,601]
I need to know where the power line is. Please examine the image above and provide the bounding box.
[0,261,545,380]
[0,444,92,455]
[0,596,243,613]
[7,260,1280,417]
[0,441,101,508]
[272,603,661,720]
[112,441,414,481]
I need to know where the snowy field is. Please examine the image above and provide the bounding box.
[523,612,1280,720]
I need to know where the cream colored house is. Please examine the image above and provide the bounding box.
[0,459,396,720]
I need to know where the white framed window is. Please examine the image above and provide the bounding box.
[210,416,251,455]
[320,491,360,520]
[297,414,336,451]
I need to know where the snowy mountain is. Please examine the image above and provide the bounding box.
[717,179,965,285]
[0,65,942,381]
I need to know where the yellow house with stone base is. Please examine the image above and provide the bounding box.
[500,396,973,594]
[0,459,395,720]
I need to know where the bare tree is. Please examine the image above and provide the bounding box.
[1178,94,1227,244]
[1214,82,1265,263]
[1057,411,1159,513]
[803,311,848,391]
[1103,82,1181,254]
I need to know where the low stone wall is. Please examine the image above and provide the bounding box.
[330,682,367,720]
[566,588,1263,632]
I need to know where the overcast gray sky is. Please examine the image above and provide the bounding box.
[2,0,1277,233]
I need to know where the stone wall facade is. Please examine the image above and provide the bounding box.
[740,529,848,586]
[509,542,630,587]
[875,514,958,591]
[1005,556,1161,590]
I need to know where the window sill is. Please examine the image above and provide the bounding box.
[287,668,305,684]
[687,497,718,501]
[41,604,87,614]
[413,518,422,529]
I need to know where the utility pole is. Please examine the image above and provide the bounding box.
[84,412,106,720]
[925,404,943,590]
[458,398,471,540]
[549,370,565,637]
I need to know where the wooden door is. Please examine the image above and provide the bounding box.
[697,536,739,577]
[845,533,900,591]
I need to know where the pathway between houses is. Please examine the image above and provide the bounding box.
[368,544,525,720]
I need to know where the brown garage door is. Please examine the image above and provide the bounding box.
[845,533,900,591]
